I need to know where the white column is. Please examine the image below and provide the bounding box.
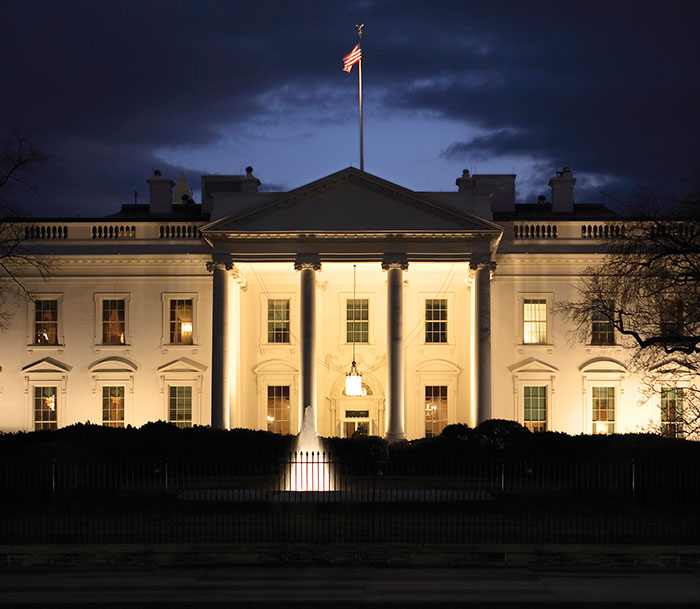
[382,256,408,442]
[470,260,495,424]
[208,258,232,430]
[295,255,321,425]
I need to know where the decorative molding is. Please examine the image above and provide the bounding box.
[294,254,322,271]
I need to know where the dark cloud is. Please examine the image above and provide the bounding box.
[2,1,698,215]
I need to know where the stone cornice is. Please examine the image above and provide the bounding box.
[203,231,500,240]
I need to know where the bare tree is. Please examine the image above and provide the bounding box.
[0,131,51,328]
[559,180,700,437]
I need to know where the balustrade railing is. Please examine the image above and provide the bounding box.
[92,224,136,239]
[24,225,69,240]
[581,223,625,239]
[513,224,558,239]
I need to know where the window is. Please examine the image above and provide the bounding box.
[660,299,683,337]
[344,410,370,438]
[523,299,547,344]
[425,299,447,343]
[34,386,57,430]
[169,386,192,428]
[102,386,125,427]
[425,385,447,438]
[592,386,615,434]
[267,385,290,434]
[34,299,58,345]
[346,298,369,343]
[267,299,290,343]
[591,300,615,345]
[523,386,547,432]
[102,299,125,344]
[660,387,684,439]
[169,299,193,344]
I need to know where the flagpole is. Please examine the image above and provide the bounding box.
[357,24,364,171]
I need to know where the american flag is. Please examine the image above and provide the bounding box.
[342,44,362,72]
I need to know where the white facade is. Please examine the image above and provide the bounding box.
[0,167,670,437]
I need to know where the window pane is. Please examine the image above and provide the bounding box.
[102,299,125,344]
[267,385,290,434]
[34,300,58,345]
[34,386,57,430]
[523,385,547,432]
[592,386,615,434]
[425,385,448,437]
[591,299,615,345]
[169,386,192,428]
[660,299,683,337]
[346,298,369,343]
[102,386,125,428]
[169,299,193,344]
[425,299,447,343]
[660,387,684,439]
[523,299,547,344]
[267,299,290,343]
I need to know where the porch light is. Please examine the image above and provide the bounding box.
[345,264,363,397]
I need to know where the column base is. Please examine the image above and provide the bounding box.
[384,431,407,444]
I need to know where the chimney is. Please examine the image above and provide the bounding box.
[549,166,576,213]
[147,170,176,214]
[240,166,261,193]
[458,170,516,214]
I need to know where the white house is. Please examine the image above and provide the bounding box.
[0,165,679,438]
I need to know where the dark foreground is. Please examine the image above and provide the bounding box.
[0,565,699,606]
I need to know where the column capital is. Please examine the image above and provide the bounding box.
[381,254,408,271]
[469,259,497,276]
[206,255,233,273]
[294,254,321,271]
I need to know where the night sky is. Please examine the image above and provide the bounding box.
[3,1,699,218]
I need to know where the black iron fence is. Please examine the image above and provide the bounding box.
[1,450,699,545]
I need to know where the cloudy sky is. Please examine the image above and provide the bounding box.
[3,0,698,217]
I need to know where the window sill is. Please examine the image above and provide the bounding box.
[27,344,65,354]
[161,344,199,355]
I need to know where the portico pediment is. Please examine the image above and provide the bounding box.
[201,167,501,236]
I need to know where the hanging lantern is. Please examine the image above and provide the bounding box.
[345,264,363,396]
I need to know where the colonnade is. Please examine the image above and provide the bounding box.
[209,255,493,438]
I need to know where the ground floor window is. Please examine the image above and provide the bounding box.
[660,387,684,439]
[425,385,447,438]
[34,386,57,431]
[592,386,615,434]
[168,386,192,428]
[523,385,547,432]
[267,385,290,434]
[344,409,370,438]
[102,386,125,428]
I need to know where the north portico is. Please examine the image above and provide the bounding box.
[201,168,502,439]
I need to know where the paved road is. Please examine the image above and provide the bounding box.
[0,566,699,605]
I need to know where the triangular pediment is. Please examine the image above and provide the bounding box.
[157,357,207,374]
[509,358,559,375]
[22,357,72,374]
[201,168,501,235]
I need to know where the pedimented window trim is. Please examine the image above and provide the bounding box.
[580,358,626,434]
[510,358,559,430]
[579,358,627,376]
[253,359,299,432]
[649,358,697,376]
[89,357,138,396]
[413,359,462,375]
[157,357,208,375]
[158,357,207,425]
[509,357,559,376]
[23,357,72,430]
[22,357,72,376]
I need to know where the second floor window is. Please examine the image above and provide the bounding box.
[169,299,193,344]
[425,299,447,343]
[591,299,615,345]
[523,298,547,344]
[660,299,683,337]
[346,298,369,343]
[267,299,290,343]
[34,299,58,344]
[102,299,125,344]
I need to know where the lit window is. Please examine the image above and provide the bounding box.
[660,387,684,439]
[591,300,615,345]
[425,299,447,343]
[169,299,193,344]
[34,386,57,430]
[523,299,547,344]
[425,385,447,438]
[169,386,192,428]
[523,386,547,432]
[592,386,615,434]
[267,385,290,434]
[267,299,290,343]
[346,298,369,343]
[344,410,370,438]
[34,300,58,345]
[102,386,125,428]
[102,299,125,344]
